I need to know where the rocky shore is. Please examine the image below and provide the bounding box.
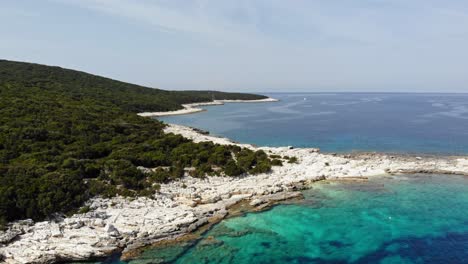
[137,98,279,117]
[1,123,468,263]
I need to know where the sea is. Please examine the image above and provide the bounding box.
[82,93,468,264]
[160,93,468,154]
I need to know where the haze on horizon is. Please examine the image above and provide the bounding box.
[1,0,468,93]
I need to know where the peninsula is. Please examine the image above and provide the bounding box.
[137,97,279,117]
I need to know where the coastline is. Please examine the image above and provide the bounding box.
[1,100,468,263]
[137,97,279,117]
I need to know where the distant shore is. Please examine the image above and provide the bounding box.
[2,102,468,264]
[137,97,279,117]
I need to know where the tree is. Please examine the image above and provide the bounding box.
[225,160,244,176]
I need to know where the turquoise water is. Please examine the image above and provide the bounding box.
[91,174,468,264]
[159,93,468,154]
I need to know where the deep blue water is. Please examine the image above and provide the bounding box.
[159,93,468,154]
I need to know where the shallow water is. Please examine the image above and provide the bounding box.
[159,93,468,154]
[89,174,468,264]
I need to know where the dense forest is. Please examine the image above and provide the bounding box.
[0,60,276,228]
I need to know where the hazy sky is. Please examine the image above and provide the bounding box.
[1,0,468,92]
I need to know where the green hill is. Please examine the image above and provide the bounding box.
[0,60,266,112]
[0,60,273,227]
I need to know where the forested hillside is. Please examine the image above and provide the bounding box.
[0,60,274,227]
[0,60,266,113]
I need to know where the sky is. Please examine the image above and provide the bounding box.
[1,0,468,93]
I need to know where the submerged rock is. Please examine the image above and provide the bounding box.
[197,236,224,248]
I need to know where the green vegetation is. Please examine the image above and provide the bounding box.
[271,159,283,166]
[0,60,273,227]
[0,60,266,113]
[264,154,297,165]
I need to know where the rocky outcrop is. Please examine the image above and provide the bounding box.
[1,124,468,264]
[249,192,303,211]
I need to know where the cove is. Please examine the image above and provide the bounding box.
[88,174,468,263]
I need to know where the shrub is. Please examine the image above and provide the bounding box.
[250,160,271,174]
[0,216,7,231]
[104,159,145,189]
[154,184,161,192]
[224,160,244,176]
[78,205,91,214]
[271,159,283,166]
[150,168,172,183]
[192,164,212,178]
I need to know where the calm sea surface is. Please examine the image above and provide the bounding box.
[82,93,468,264]
[160,93,468,154]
